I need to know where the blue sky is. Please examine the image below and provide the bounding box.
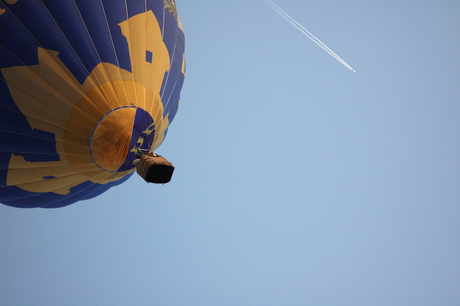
[1,1,460,305]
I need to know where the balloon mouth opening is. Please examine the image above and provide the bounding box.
[90,107,137,172]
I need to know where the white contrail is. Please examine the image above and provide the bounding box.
[264,0,354,71]
[264,0,355,73]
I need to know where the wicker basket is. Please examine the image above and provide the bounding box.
[136,154,174,184]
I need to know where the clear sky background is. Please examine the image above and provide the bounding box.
[1,1,460,305]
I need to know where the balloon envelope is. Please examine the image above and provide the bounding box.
[0,0,185,208]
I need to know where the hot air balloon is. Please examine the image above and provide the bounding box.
[0,0,185,208]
